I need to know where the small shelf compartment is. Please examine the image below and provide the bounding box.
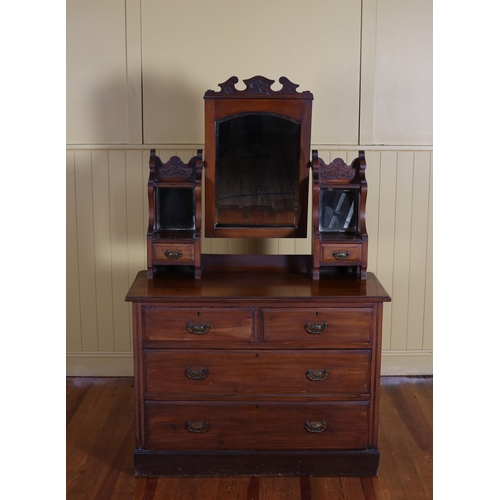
[147,150,203,279]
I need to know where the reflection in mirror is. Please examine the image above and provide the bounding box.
[319,188,358,233]
[215,113,300,228]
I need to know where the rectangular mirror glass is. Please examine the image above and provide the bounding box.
[319,188,358,233]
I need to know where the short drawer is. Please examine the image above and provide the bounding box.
[261,307,373,347]
[145,401,369,451]
[152,242,194,264]
[144,349,371,397]
[142,307,254,345]
[321,243,362,264]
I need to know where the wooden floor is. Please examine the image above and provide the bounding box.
[67,376,432,500]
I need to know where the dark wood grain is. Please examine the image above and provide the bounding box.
[66,378,135,499]
[66,377,92,427]
[125,261,391,303]
[143,349,371,397]
[379,381,431,499]
[127,268,390,477]
[247,477,260,500]
[299,477,312,500]
[260,477,302,499]
[309,477,345,499]
[66,376,432,499]
[144,401,370,451]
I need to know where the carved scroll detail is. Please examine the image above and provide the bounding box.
[204,75,313,98]
[154,155,196,180]
[319,157,356,181]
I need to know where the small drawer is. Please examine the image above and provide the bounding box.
[152,243,194,264]
[142,307,254,346]
[145,401,369,451]
[261,307,373,347]
[144,349,371,397]
[321,243,362,264]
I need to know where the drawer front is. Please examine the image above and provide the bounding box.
[143,307,253,345]
[321,244,362,264]
[152,243,194,264]
[144,349,371,397]
[261,307,373,347]
[145,401,369,451]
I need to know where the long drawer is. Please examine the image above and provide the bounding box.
[142,307,254,345]
[144,349,371,397]
[261,307,373,347]
[145,401,369,451]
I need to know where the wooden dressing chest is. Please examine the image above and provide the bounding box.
[126,255,390,477]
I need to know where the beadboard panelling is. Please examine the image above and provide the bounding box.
[66,150,81,351]
[66,147,432,375]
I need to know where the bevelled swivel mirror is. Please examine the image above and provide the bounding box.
[204,76,313,238]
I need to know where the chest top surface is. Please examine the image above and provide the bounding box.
[126,255,390,303]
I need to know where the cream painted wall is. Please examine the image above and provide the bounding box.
[141,0,361,145]
[66,0,433,376]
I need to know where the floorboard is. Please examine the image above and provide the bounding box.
[67,376,432,500]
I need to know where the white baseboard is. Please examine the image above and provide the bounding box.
[67,350,433,377]
[66,351,134,376]
[381,350,433,376]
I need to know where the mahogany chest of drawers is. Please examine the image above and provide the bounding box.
[125,256,390,477]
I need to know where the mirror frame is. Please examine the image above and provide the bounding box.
[204,76,313,238]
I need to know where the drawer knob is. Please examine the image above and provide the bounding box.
[305,368,329,381]
[164,249,182,260]
[304,420,327,433]
[186,322,211,335]
[332,250,350,260]
[186,421,209,433]
[185,366,209,380]
[304,321,328,335]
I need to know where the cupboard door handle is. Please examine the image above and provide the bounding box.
[185,366,209,380]
[305,368,329,381]
[186,322,211,335]
[332,250,350,260]
[304,321,328,334]
[304,420,327,433]
[164,250,182,260]
[186,421,209,433]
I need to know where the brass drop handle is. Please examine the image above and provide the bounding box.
[186,421,209,433]
[332,250,350,260]
[305,368,329,381]
[304,321,328,335]
[304,420,327,433]
[164,249,182,260]
[185,366,209,380]
[186,322,211,335]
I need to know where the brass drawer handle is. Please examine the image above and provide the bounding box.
[186,322,211,335]
[186,421,209,433]
[304,321,328,335]
[164,249,182,260]
[332,250,350,260]
[304,420,327,433]
[185,366,209,380]
[305,368,329,381]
